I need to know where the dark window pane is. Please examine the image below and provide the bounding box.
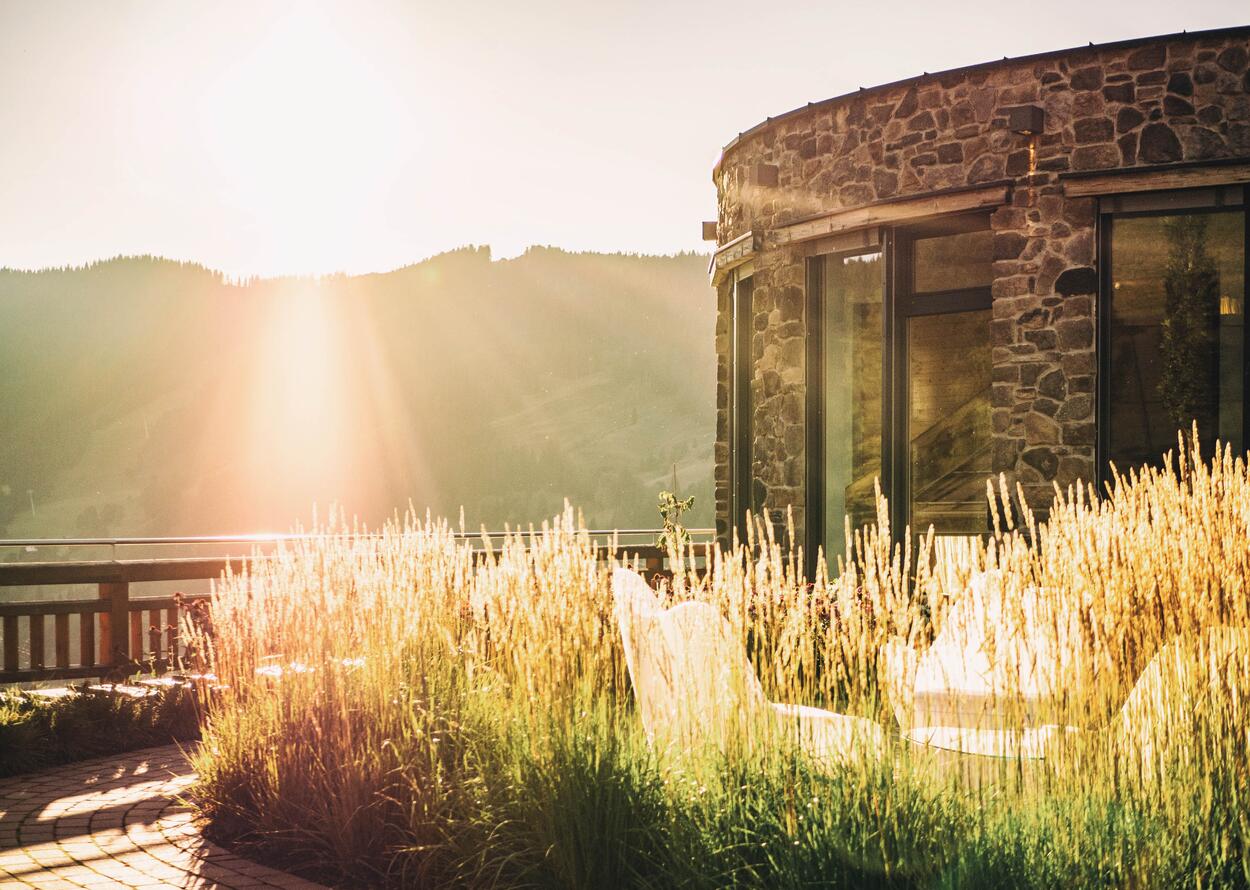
[908,309,992,534]
[913,229,993,293]
[1108,211,1245,472]
[822,251,882,562]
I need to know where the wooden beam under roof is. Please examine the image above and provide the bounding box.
[1062,162,1250,198]
[771,183,1011,247]
[708,229,761,285]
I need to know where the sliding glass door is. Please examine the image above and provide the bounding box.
[813,249,883,563]
[809,213,994,571]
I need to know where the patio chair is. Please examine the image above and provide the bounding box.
[1100,624,1248,781]
[613,568,884,765]
[615,568,1245,778]
[879,570,1248,768]
[877,570,1086,758]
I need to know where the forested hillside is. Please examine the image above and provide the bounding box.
[0,248,715,538]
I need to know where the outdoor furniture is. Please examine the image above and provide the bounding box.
[614,567,1248,778]
[880,570,1249,771]
[878,570,1087,758]
[613,568,884,765]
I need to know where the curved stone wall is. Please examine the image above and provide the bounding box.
[712,27,1250,541]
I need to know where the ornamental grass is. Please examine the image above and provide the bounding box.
[189,431,1250,888]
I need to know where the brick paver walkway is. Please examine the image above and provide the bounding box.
[0,745,329,889]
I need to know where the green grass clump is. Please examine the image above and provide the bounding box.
[0,685,200,777]
[187,433,1250,888]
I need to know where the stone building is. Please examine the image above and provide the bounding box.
[707,26,1250,565]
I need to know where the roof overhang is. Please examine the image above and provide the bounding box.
[708,229,761,286]
[771,182,1011,248]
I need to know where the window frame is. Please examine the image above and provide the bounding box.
[1095,186,1249,489]
[890,212,994,538]
[899,212,996,311]
[804,211,995,573]
[730,271,755,541]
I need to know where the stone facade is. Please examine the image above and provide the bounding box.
[712,27,1250,543]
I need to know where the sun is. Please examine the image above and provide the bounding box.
[196,9,421,275]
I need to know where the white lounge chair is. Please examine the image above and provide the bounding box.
[878,571,1086,758]
[616,567,1246,780]
[880,571,1248,771]
[613,568,884,765]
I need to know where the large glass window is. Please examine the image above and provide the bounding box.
[731,273,754,535]
[896,215,994,537]
[808,215,994,573]
[820,251,883,562]
[907,309,993,533]
[1105,205,1246,474]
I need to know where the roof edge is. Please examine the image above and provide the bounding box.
[711,24,1250,180]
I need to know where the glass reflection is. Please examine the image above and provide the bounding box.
[908,309,992,534]
[1108,211,1245,471]
[822,251,882,564]
[913,229,994,293]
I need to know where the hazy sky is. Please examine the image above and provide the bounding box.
[1,1,1246,276]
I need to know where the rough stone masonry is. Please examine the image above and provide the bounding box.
[712,27,1250,544]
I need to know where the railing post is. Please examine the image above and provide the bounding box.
[99,581,130,669]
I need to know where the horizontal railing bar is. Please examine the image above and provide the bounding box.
[121,594,209,612]
[0,544,693,588]
[0,557,250,587]
[0,595,207,615]
[0,592,211,617]
[0,599,108,617]
[0,529,716,548]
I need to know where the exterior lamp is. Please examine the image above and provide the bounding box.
[1008,105,1045,136]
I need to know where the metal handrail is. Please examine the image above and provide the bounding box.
[0,528,716,549]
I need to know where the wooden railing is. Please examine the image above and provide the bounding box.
[0,558,238,685]
[0,537,699,685]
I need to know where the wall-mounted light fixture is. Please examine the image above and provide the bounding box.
[702,221,718,241]
[1007,105,1045,207]
[1008,105,1045,136]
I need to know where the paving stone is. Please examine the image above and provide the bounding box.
[0,747,330,890]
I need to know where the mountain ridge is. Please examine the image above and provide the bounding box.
[0,248,715,538]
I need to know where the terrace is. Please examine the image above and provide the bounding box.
[2,456,1248,887]
[2,13,1248,890]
